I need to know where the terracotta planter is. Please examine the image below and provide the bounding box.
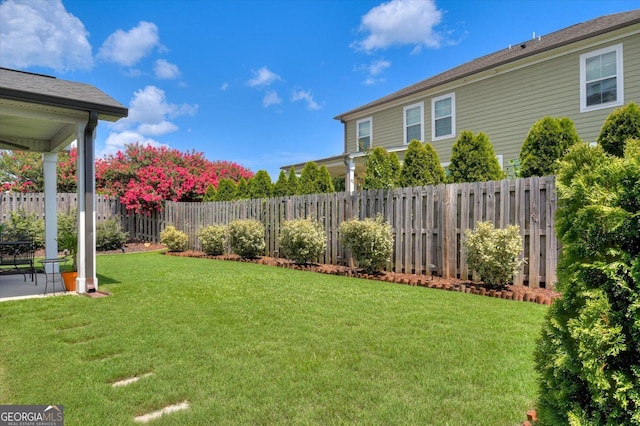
[61,271,78,292]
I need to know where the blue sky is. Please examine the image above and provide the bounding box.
[1,0,637,180]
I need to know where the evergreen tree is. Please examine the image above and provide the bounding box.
[597,102,640,157]
[287,167,299,195]
[203,183,217,202]
[215,178,237,201]
[448,131,505,183]
[332,177,346,193]
[249,170,273,199]
[273,170,290,197]
[398,140,445,188]
[317,165,335,193]
[363,147,398,190]
[519,116,580,177]
[298,162,321,195]
[389,152,401,185]
[236,177,249,199]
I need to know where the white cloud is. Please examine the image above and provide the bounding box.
[154,59,180,79]
[138,121,178,136]
[98,21,160,66]
[263,91,282,108]
[220,82,229,91]
[357,58,391,85]
[291,90,321,111]
[0,0,93,71]
[247,66,281,88]
[352,0,442,53]
[100,131,166,159]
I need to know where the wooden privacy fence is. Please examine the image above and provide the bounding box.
[164,175,558,289]
[0,176,558,289]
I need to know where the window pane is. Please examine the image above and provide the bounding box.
[435,98,451,119]
[358,136,370,151]
[586,81,602,106]
[601,51,617,78]
[585,55,601,81]
[406,124,421,142]
[435,117,452,138]
[601,77,617,103]
[406,107,421,126]
[358,121,370,137]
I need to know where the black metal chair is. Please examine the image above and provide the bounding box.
[0,233,37,284]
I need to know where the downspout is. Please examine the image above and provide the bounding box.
[83,111,98,292]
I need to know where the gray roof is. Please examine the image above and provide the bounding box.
[335,9,640,121]
[0,67,128,120]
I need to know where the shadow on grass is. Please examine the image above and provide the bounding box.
[97,273,121,285]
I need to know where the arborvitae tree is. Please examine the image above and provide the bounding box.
[363,146,397,190]
[448,131,505,183]
[397,139,445,188]
[597,102,640,157]
[298,161,321,195]
[287,167,299,195]
[317,165,335,193]
[236,177,249,199]
[215,178,237,201]
[389,152,401,184]
[332,177,346,193]
[273,170,290,197]
[535,140,640,425]
[249,170,273,199]
[519,116,581,177]
[203,183,217,202]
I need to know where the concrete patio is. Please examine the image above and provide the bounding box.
[0,271,72,302]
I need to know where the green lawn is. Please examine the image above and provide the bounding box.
[0,252,547,425]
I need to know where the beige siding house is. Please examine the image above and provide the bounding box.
[282,10,640,191]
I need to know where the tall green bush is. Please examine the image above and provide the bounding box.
[203,184,217,202]
[397,140,445,188]
[279,218,326,264]
[4,210,45,248]
[463,221,525,287]
[249,170,273,199]
[215,178,237,201]
[317,165,335,193]
[228,219,265,259]
[96,217,128,251]
[299,162,321,195]
[273,170,290,197]
[236,177,249,199]
[287,167,299,195]
[597,102,640,157]
[519,116,581,177]
[534,141,640,425]
[339,214,394,274]
[197,225,227,256]
[448,131,505,183]
[363,147,399,190]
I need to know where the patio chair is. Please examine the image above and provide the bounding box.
[0,233,37,284]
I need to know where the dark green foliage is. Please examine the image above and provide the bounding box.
[363,147,399,190]
[299,162,321,195]
[57,210,77,243]
[397,140,445,188]
[389,152,400,182]
[203,184,217,202]
[519,116,581,177]
[535,141,640,425]
[273,171,290,197]
[4,210,45,248]
[597,102,640,157]
[448,131,505,183]
[236,177,249,199]
[249,170,273,199]
[332,176,346,193]
[287,167,299,195]
[317,165,335,193]
[96,217,128,251]
[215,178,237,201]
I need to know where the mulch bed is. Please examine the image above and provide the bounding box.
[166,250,561,305]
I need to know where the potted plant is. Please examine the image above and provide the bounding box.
[57,229,78,291]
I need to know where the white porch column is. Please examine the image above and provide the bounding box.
[76,112,99,293]
[43,152,58,272]
[345,157,355,194]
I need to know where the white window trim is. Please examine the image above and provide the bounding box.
[403,102,424,144]
[431,93,456,141]
[356,117,372,152]
[579,43,624,113]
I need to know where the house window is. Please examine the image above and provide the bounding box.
[403,102,424,144]
[432,93,455,140]
[356,117,372,151]
[580,44,623,112]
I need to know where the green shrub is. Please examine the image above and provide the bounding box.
[363,146,400,190]
[519,116,581,177]
[279,218,326,264]
[197,225,227,256]
[57,209,77,243]
[160,225,189,252]
[203,184,217,201]
[273,170,291,197]
[96,217,128,251]
[228,219,265,259]
[4,210,45,247]
[597,101,640,157]
[215,178,237,201]
[463,221,525,287]
[248,170,273,199]
[317,165,335,193]
[448,131,505,183]
[534,140,640,425]
[339,214,394,274]
[397,140,445,188]
[287,167,299,195]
